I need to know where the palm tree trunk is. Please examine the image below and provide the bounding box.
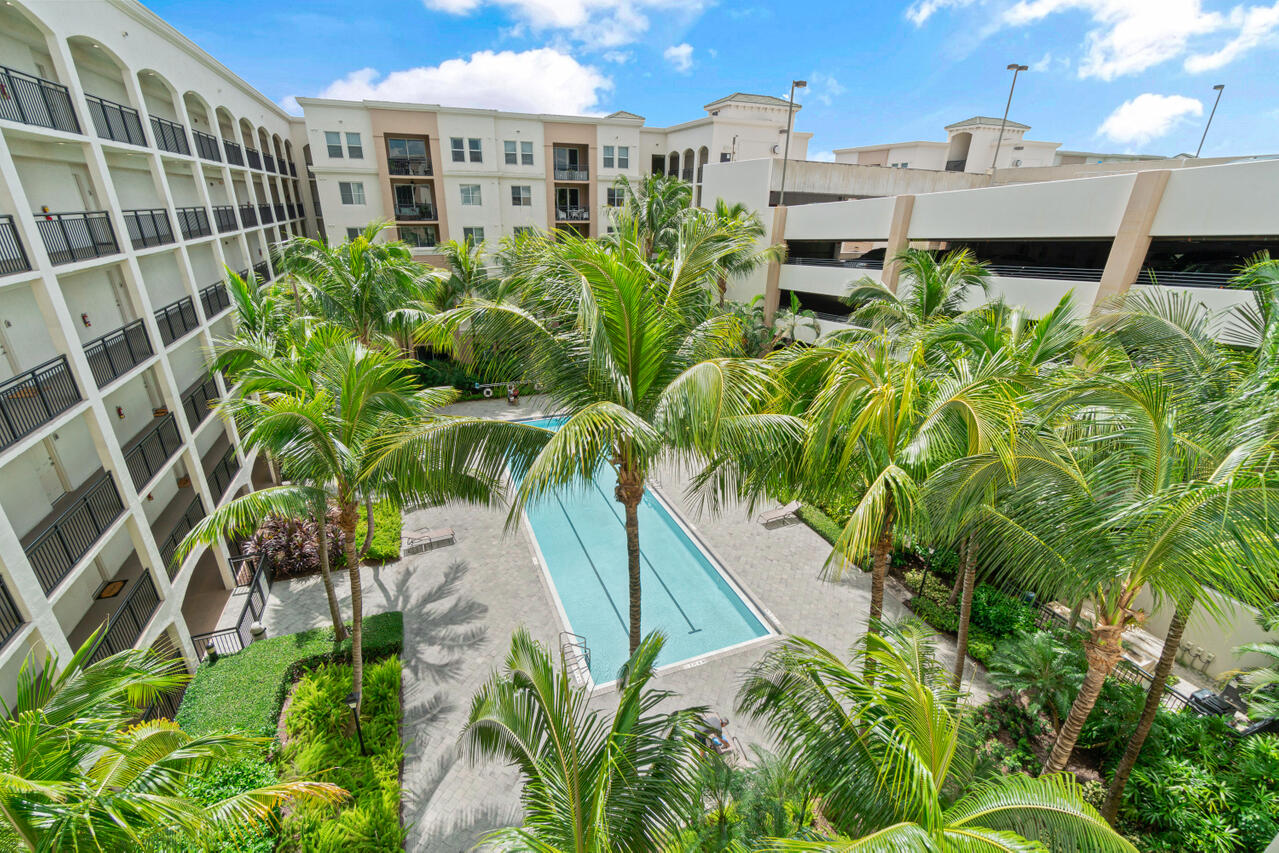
[869,523,892,628]
[339,501,364,709]
[315,508,346,641]
[951,535,977,691]
[616,466,645,655]
[1100,597,1193,822]
[1043,622,1124,775]
[946,567,964,607]
[360,496,375,560]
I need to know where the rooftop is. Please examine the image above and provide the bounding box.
[705,92,797,110]
[945,116,1031,130]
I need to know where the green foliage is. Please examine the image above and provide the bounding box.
[151,757,280,853]
[988,630,1080,731]
[903,568,953,604]
[355,502,402,562]
[278,658,406,852]
[967,695,1048,775]
[177,611,403,738]
[681,748,815,850]
[796,504,849,554]
[970,584,1037,637]
[908,595,959,633]
[904,591,999,663]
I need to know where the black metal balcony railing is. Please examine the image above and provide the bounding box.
[0,576,23,652]
[159,495,206,577]
[26,472,124,594]
[206,445,239,500]
[199,281,231,319]
[245,147,262,170]
[0,64,80,133]
[88,571,159,664]
[123,413,181,490]
[154,295,199,345]
[85,94,146,146]
[785,257,884,270]
[257,203,273,224]
[192,129,222,162]
[394,202,437,221]
[1139,268,1236,289]
[253,261,271,282]
[555,206,590,221]
[181,375,218,431]
[84,319,152,387]
[553,168,589,181]
[388,156,432,176]
[986,264,1106,283]
[273,203,285,222]
[175,206,211,240]
[0,355,81,450]
[945,159,966,172]
[0,215,31,275]
[35,212,118,265]
[149,115,189,156]
[262,152,276,173]
[223,139,244,166]
[288,162,297,177]
[238,204,257,227]
[123,208,174,250]
[212,205,237,233]
[285,203,297,220]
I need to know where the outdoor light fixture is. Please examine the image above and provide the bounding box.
[990,63,1029,182]
[343,691,367,756]
[1195,84,1225,159]
[777,79,807,207]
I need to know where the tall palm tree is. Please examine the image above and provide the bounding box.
[609,173,693,259]
[736,625,1135,851]
[0,631,342,851]
[431,236,495,309]
[429,227,798,654]
[461,629,705,852]
[843,248,990,335]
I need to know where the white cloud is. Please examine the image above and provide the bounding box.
[1097,93,1203,145]
[810,150,836,162]
[307,49,612,115]
[1185,2,1279,71]
[805,72,846,107]
[601,50,632,64]
[279,95,302,115]
[663,43,694,73]
[420,0,708,48]
[905,0,975,25]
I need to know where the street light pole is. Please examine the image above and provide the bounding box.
[1194,84,1225,158]
[990,63,1028,182]
[777,79,806,207]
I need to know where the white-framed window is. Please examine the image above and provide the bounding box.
[460,184,482,205]
[617,146,629,168]
[325,131,343,158]
[504,140,518,165]
[451,137,465,162]
[603,145,614,168]
[606,187,623,207]
[468,138,482,162]
[462,226,485,243]
[521,140,534,165]
[345,227,362,240]
[346,132,363,158]
[338,181,365,205]
[511,185,532,206]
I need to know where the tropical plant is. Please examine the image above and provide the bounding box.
[841,247,990,335]
[461,629,706,851]
[1236,640,1279,719]
[0,631,343,851]
[430,236,497,310]
[735,624,1135,851]
[987,630,1080,733]
[729,294,821,356]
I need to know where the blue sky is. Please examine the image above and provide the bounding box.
[143,0,1278,158]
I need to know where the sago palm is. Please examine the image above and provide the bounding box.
[461,629,705,852]
[736,625,1134,851]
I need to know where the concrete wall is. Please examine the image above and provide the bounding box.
[770,160,988,198]
[1133,585,1279,681]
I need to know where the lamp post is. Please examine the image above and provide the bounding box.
[343,690,367,756]
[777,79,806,207]
[990,63,1029,182]
[1194,84,1225,158]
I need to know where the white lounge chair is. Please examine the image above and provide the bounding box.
[402,528,456,555]
[757,501,801,526]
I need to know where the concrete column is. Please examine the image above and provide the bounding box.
[762,205,788,324]
[881,194,916,294]
[1091,170,1171,310]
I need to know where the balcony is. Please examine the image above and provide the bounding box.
[555,206,590,222]
[394,202,437,221]
[0,577,23,653]
[0,215,31,276]
[286,203,299,220]
[35,212,118,265]
[149,116,189,156]
[245,147,262,170]
[157,494,206,577]
[23,471,124,594]
[0,64,80,134]
[175,206,211,240]
[84,319,152,387]
[205,439,239,501]
[238,204,257,227]
[253,261,272,282]
[85,94,146,147]
[0,355,81,450]
[199,281,231,319]
[122,208,174,250]
[181,375,218,431]
[289,162,297,177]
[553,168,589,181]
[223,139,244,167]
[398,225,437,249]
[154,295,199,345]
[257,203,273,224]
[272,203,284,222]
[192,129,222,162]
[210,205,236,234]
[86,571,160,664]
[122,412,182,490]
[388,156,432,176]
[263,152,276,173]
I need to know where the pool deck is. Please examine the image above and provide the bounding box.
[258,396,995,851]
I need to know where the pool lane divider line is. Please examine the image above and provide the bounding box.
[551,490,629,638]
[588,476,702,635]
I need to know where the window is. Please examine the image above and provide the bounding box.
[451,137,465,162]
[460,184,482,205]
[338,181,365,205]
[325,131,343,158]
[345,132,363,158]
[504,140,518,165]
[511,185,532,206]
[720,152,731,162]
[606,187,623,207]
[468,137,482,162]
[617,146,629,168]
[345,227,362,240]
[521,141,534,165]
[462,226,485,243]
[513,226,534,237]
[603,145,614,168]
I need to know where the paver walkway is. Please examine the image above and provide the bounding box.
[258,396,993,851]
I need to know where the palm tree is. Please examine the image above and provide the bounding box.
[736,625,1135,851]
[0,631,342,851]
[1236,640,1279,718]
[708,198,781,306]
[431,236,495,309]
[842,248,990,335]
[429,227,799,654]
[461,629,705,851]
[609,173,693,259]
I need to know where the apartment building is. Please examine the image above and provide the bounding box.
[299,92,811,260]
[0,0,316,702]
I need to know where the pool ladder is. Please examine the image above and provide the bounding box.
[560,632,592,686]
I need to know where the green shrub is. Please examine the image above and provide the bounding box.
[903,569,953,605]
[796,505,844,550]
[355,502,401,563]
[177,611,403,738]
[908,597,959,633]
[967,635,995,663]
[146,756,281,852]
[970,585,1037,638]
[279,658,406,852]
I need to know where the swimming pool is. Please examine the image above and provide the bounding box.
[520,417,771,684]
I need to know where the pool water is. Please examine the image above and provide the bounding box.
[520,417,770,683]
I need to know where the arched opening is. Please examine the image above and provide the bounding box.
[138,69,189,154]
[0,4,76,133]
[215,107,242,165]
[945,132,972,172]
[68,37,145,146]
[239,119,260,168]
[182,92,221,161]
[681,148,695,182]
[667,151,679,177]
[696,146,709,183]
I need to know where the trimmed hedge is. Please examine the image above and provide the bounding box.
[355,502,402,563]
[176,611,404,738]
[797,504,843,547]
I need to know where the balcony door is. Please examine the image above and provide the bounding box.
[556,187,581,209]
[554,148,579,171]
